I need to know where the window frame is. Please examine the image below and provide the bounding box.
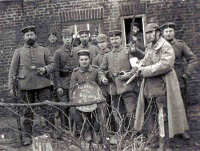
[120,14,147,46]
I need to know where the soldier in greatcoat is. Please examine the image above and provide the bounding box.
[8,26,56,146]
[161,22,198,139]
[134,23,189,150]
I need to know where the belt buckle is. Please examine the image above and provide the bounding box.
[31,65,36,70]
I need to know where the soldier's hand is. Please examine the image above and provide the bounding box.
[132,36,137,42]
[37,67,46,75]
[57,88,63,96]
[9,89,15,96]
[183,74,189,80]
[102,78,109,85]
[118,71,130,80]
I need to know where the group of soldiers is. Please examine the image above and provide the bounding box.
[8,21,198,150]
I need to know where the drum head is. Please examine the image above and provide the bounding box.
[71,81,104,112]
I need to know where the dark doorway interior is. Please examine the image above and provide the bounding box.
[124,17,143,44]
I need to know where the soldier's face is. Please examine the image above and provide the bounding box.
[79,55,90,68]
[80,33,89,46]
[110,36,122,48]
[48,34,57,44]
[98,41,107,50]
[162,28,175,41]
[132,26,139,34]
[146,30,156,43]
[91,34,98,43]
[62,35,72,45]
[24,31,36,45]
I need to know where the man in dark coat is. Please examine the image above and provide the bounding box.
[52,29,78,130]
[127,22,145,52]
[99,30,144,133]
[134,23,189,150]
[8,26,56,146]
[161,22,198,139]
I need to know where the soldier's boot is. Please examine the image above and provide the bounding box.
[60,109,70,130]
[181,132,190,140]
[84,131,92,143]
[22,121,32,146]
[48,118,62,140]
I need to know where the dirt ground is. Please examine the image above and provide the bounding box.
[0,105,199,151]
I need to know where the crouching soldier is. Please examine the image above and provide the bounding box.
[8,26,56,146]
[134,23,189,150]
[69,50,102,143]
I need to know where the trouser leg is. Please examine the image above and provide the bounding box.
[111,95,126,132]
[37,88,56,131]
[20,90,35,145]
[58,89,70,129]
[123,93,137,131]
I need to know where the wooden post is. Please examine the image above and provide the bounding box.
[98,102,110,151]
[32,134,53,151]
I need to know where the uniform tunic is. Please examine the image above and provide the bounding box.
[53,45,78,90]
[8,43,54,90]
[169,39,198,88]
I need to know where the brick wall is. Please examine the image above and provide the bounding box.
[0,0,199,127]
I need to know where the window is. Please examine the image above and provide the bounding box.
[121,14,147,46]
[61,20,104,38]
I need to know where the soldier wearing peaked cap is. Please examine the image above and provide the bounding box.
[69,49,102,143]
[47,31,62,56]
[73,29,99,63]
[99,30,142,133]
[52,28,78,133]
[134,23,189,150]
[8,25,56,146]
[90,30,99,46]
[162,22,198,139]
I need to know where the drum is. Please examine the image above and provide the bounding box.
[71,81,104,112]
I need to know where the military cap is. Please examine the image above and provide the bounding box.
[161,22,175,30]
[48,31,57,37]
[108,30,122,37]
[90,30,99,35]
[21,26,35,34]
[145,23,160,33]
[62,29,73,36]
[96,34,108,43]
[78,30,90,35]
[77,49,90,56]
[131,22,140,28]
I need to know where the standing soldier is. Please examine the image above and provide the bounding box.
[134,23,189,150]
[92,34,111,66]
[73,30,99,62]
[47,31,62,117]
[90,30,99,46]
[128,22,145,52]
[53,29,78,131]
[161,22,198,139]
[8,26,56,146]
[69,50,100,143]
[99,30,143,133]
[47,31,62,56]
